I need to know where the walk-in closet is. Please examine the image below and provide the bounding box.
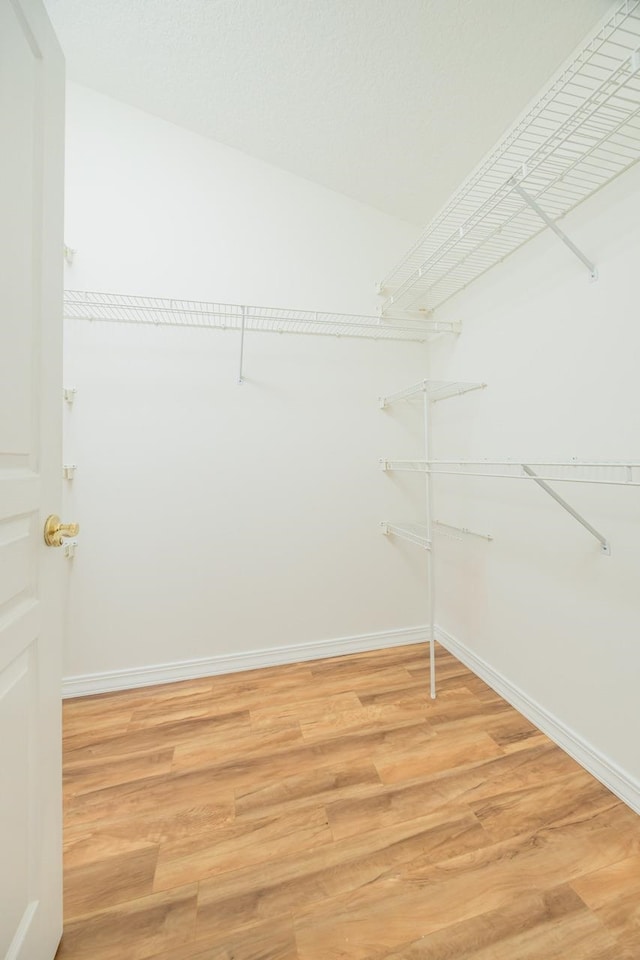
[2,1,640,958]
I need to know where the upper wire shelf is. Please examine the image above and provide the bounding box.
[379,380,486,408]
[380,0,640,315]
[63,290,455,343]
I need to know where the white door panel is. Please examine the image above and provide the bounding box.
[0,0,65,958]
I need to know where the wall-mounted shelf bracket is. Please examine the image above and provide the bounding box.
[380,521,431,550]
[521,464,610,555]
[63,387,77,404]
[63,539,78,560]
[63,464,77,480]
[510,181,598,281]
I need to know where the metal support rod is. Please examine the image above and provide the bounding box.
[521,464,610,555]
[512,182,598,279]
[238,306,246,384]
[424,391,436,699]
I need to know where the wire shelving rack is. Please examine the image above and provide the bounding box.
[378,379,492,699]
[63,290,455,342]
[379,377,640,697]
[380,0,640,315]
[382,457,640,557]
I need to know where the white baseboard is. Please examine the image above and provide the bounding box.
[435,624,640,816]
[62,625,428,699]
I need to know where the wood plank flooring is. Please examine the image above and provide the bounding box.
[56,643,640,960]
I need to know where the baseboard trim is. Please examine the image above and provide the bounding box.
[62,625,428,699]
[435,623,640,816]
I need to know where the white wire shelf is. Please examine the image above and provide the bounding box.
[63,290,455,343]
[380,0,640,314]
[380,521,431,550]
[379,380,486,408]
[434,520,493,542]
[380,459,640,486]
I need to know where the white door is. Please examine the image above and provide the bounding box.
[0,0,65,958]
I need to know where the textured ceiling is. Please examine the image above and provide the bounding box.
[44,0,612,224]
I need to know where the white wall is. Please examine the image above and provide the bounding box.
[63,84,416,314]
[428,160,640,794]
[62,84,429,684]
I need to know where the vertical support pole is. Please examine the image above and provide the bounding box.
[238,306,246,385]
[424,388,436,699]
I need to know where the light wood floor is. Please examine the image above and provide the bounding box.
[57,643,640,960]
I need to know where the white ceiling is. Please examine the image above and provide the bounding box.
[44,0,613,225]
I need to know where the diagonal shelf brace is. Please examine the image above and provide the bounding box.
[521,464,610,555]
[511,182,598,280]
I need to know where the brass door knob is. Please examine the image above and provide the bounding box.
[44,515,80,547]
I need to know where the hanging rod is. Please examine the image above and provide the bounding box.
[379,380,486,408]
[63,290,453,343]
[380,0,640,314]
